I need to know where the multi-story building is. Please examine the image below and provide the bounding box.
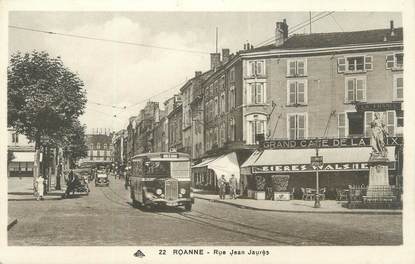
[7,128,36,177]
[79,131,113,165]
[112,129,126,167]
[152,109,168,153]
[135,101,160,154]
[180,70,213,159]
[167,95,183,152]
[240,20,404,198]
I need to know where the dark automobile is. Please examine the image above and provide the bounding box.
[95,169,109,187]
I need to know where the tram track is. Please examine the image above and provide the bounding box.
[98,184,334,245]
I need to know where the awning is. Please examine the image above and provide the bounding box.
[10,152,35,162]
[192,152,240,181]
[243,147,396,173]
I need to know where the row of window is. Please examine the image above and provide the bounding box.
[246,53,403,78]
[205,118,236,151]
[205,87,237,122]
[244,110,403,143]
[89,143,112,150]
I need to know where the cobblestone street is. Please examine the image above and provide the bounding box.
[8,177,402,246]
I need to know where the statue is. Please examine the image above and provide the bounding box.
[370,112,388,158]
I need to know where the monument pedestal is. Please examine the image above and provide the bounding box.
[363,156,396,203]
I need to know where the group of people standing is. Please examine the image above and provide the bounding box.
[218,174,238,200]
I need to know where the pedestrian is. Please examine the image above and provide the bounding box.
[229,174,238,199]
[36,175,45,201]
[218,175,227,199]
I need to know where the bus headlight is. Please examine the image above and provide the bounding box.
[156,189,163,195]
[180,188,186,195]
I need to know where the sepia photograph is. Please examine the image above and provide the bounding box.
[3,2,414,262]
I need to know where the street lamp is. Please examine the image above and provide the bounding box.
[311,138,323,208]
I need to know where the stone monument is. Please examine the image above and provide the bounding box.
[364,112,395,202]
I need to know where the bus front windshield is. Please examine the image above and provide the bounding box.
[144,160,190,178]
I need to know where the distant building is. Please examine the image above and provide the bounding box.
[7,127,36,177]
[79,131,113,165]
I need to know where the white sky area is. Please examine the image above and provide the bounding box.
[8,12,402,133]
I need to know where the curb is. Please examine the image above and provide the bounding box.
[7,218,18,231]
[194,197,402,215]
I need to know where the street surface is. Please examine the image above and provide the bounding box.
[8,177,402,246]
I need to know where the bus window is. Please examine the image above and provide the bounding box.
[144,161,170,177]
[171,161,190,179]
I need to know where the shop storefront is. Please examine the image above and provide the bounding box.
[9,151,35,177]
[241,137,402,200]
[192,152,241,192]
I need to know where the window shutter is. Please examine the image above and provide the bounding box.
[365,56,373,71]
[250,84,256,104]
[386,110,395,136]
[297,60,305,76]
[364,111,374,137]
[288,81,296,105]
[288,115,296,139]
[257,61,263,75]
[256,83,262,104]
[288,61,296,76]
[386,54,395,69]
[346,79,355,103]
[356,78,366,102]
[297,115,305,139]
[297,81,305,104]
[337,57,346,73]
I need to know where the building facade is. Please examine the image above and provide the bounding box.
[79,132,113,165]
[240,20,404,199]
[7,128,36,177]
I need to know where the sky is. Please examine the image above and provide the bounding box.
[8,11,402,134]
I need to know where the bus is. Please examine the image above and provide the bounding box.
[130,151,194,211]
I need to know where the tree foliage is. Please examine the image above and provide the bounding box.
[8,50,87,144]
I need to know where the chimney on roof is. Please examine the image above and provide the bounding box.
[222,48,230,64]
[390,20,395,37]
[210,53,221,70]
[275,19,289,46]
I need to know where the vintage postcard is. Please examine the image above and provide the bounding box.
[1,0,415,263]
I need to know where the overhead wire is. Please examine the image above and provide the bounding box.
[8,25,210,55]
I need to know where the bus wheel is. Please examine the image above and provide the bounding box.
[184,203,192,211]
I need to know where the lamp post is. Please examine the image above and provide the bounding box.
[311,138,322,208]
[314,147,321,208]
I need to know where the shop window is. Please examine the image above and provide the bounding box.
[386,53,403,70]
[287,113,307,139]
[247,60,265,77]
[345,76,367,103]
[287,59,307,77]
[338,55,372,73]
[247,82,266,104]
[287,79,308,105]
[393,74,403,101]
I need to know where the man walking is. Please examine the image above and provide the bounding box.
[218,175,227,200]
[229,174,238,199]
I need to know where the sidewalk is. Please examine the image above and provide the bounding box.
[8,177,65,202]
[193,192,402,215]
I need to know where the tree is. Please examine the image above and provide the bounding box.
[63,120,89,168]
[8,51,87,193]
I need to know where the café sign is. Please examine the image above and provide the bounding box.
[251,162,396,173]
[261,137,402,150]
[355,102,401,112]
